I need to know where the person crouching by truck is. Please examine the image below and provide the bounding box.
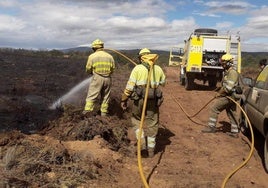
[120,48,166,157]
[83,39,115,117]
[202,53,241,138]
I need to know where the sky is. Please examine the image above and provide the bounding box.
[0,0,268,52]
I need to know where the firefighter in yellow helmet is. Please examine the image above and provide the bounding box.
[138,48,150,56]
[83,39,115,117]
[202,53,240,138]
[121,48,166,157]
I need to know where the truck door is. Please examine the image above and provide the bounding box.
[247,66,268,133]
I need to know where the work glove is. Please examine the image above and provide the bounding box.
[215,92,223,98]
[121,93,129,110]
[215,86,221,91]
[215,87,227,98]
[86,68,92,74]
[121,101,128,111]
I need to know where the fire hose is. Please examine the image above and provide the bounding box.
[136,62,153,188]
[222,96,254,188]
[104,48,150,187]
[172,92,254,188]
[136,54,160,188]
[104,48,137,66]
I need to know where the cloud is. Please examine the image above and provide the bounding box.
[0,0,187,50]
[247,5,268,31]
[215,21,233,29]
[203,1,255,15]
[192,11,220,18]
[0,15,25,31]
[237,6,268,51]
[0,0,17,7]
[0,0,267,51]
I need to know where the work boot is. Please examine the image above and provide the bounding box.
[226,132,239,138]
[141,140,147,150]
[129,145,147,158]
[82,110,93,117]
[141,149,148,158]
[127,144,137,157]
[101,112,108,117]
[147,148,155,158]
[201,126,216,133]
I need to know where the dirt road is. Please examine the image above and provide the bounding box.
[111,66,267,188]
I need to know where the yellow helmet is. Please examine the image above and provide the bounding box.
[91,39,104,48]
[221,54,233,62]
[139,48,151,56]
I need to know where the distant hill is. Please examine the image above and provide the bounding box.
[60,46,268,67]
[1,47,267,68]
[61,46,268,57]
[241,52,268,68]
[61,46,91,53]
[61,46,169,54]
[60,47,170,66]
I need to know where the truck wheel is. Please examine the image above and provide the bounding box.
[185,75,194,90]
[179,67,185,85]
[208,79,217,87]
[239,106,250,137]
[264,133,268,173]
[180,76,185,85]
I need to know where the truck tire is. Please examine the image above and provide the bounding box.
[180,77,185,85]
[238,101,250,137]
[208,79,217,87]
[179,67,185,85]
[179,72,185,86]
[194,28,218,35]
[264,133,268,173]
[185,75,194,90]
[238,104,250,137]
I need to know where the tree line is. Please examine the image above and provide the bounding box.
[0,48,267,69]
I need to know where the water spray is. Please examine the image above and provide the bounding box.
[49,77,92,110]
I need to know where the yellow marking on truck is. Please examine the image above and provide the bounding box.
[187,36,203,72]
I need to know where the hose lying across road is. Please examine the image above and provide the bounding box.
[103,48,255,188]
[172,94,214,119]
[221,96,255,188]
[171,90,255,188]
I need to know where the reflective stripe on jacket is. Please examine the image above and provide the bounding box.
[86,49,115,77]
[123,63,166,97]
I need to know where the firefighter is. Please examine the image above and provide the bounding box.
[202,54,240,138]
[259,58,267,70]
[120,48,166,157]
[83,39,115,117]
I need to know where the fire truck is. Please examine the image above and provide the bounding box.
[176,28,241,90]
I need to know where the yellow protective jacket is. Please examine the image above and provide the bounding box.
[123,62,166,98]
[222,67,239,95]
[86,49,115,77]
